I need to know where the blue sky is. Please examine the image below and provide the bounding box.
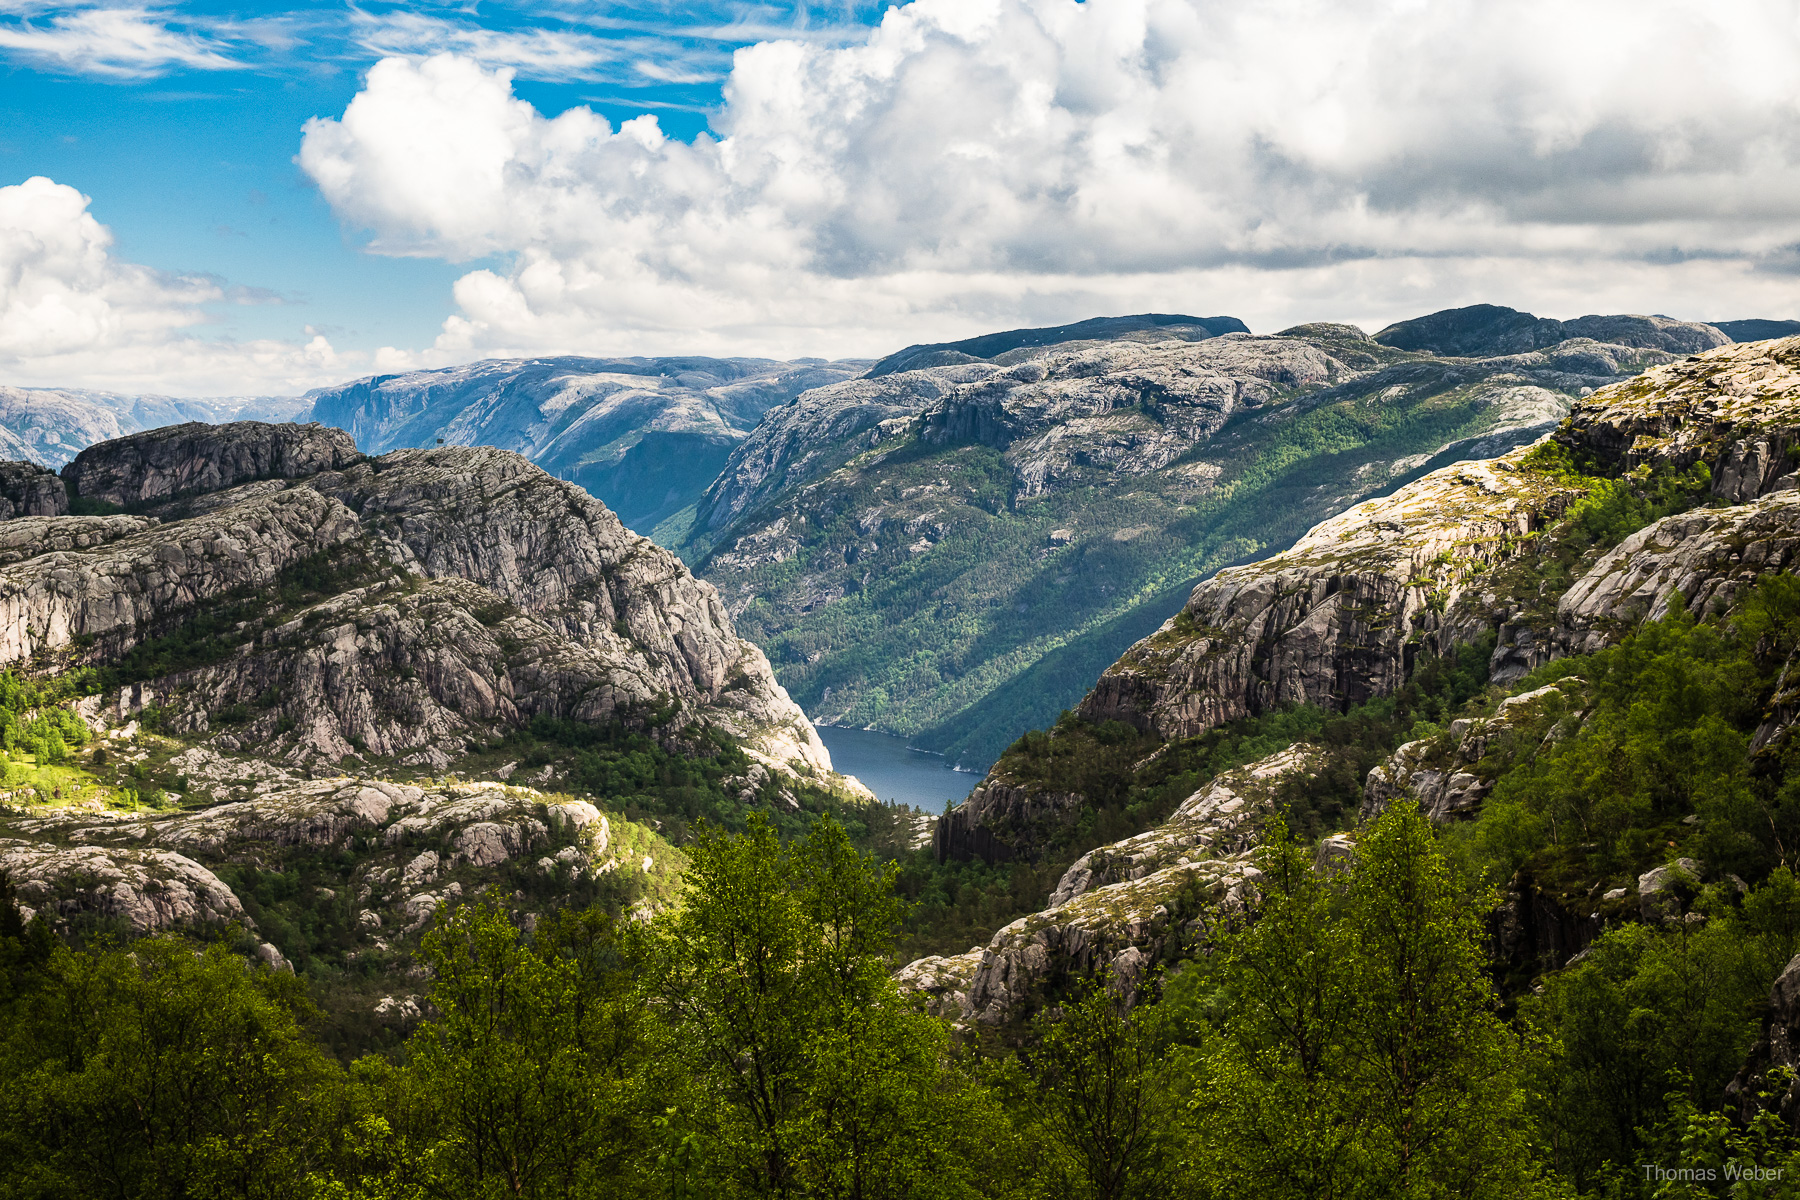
[2,0,1798,396]
[0,2,889,384]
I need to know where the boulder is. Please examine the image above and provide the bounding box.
[1638,858,1702,922]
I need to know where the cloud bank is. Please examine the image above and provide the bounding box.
[297,0,1800,359]
[0,176,341,392]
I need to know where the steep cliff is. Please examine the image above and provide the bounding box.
[0,461,66,519]
[1081,336,1800,744]
[0,423,837,784]
[689,314,1677,768]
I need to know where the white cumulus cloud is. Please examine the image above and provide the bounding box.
[298,0,1800,358]
[0,176,347,393]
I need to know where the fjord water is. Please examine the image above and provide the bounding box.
[815,725,972,810]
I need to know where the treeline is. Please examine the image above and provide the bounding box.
[8,799,1800,1199]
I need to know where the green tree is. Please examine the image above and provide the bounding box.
[1021,973,1179,1200]
[396,897,656,1200]
[647,814,1007,1200]
[0,934,336,1200]
[1196,804,1546,1199]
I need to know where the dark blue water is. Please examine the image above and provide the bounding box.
[816,726,977,811]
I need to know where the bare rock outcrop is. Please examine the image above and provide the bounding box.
[1080,450,1581,739]
[933,780,1085,864]
[1,775,682,938]
[0,486,362,665]
[0,514,152,566]
[1559,336,1800,501]
[1556,490,1800,655]
[0,461,67,519]
[905,746,1314,1027]
[0,425,831,778]
[0,839,245,931]
[1050,745,1317,905]
[1362,680,1585,823]
[62,420,360,507]
[1374,304,1728,359]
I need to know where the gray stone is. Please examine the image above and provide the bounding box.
[62,420,359,507]
[1638,858,1703,922]
[0,461,67,519]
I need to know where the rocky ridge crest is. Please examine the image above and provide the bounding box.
[8,423,839,782]
[1080,336,1800,743]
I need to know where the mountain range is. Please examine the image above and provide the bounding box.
[0,304,1793,772]
[8,331,1800,1190]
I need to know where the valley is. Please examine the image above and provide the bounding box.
[7,314,1800,1195]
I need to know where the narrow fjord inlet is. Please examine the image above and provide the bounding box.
[5,2,1800,1197]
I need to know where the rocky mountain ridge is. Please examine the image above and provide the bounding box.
[912,335,1800,1026]
[687,311,1723,769]
[13,422,839,781]
[304,355,867,535]
[0,418,876,1025]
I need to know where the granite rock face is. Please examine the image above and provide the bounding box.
[937,339,1800,873]
[1559,336,1800,501]
[933,779,1085,864]
[0,461,67,519]
[1048,745,1318,905]
[905,746,1314,1026]
[1079,449,1581,740]
[866,313,1248,376]
[1082,337,1800,745]
[0,423,832,780]
[0,485,362,665]
[1556,491,1800,656]
[62,420,361,507]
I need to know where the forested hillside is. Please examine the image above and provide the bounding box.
[683,307,1725,770]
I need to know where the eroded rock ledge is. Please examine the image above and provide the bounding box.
[901,746,1316,1027]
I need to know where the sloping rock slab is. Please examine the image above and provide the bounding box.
[1081,449,1579,739]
